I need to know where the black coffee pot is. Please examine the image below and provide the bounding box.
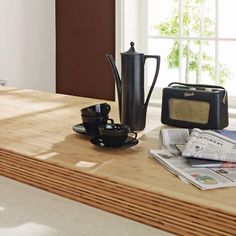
[106,42,161,131]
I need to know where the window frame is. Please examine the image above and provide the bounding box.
[116,0,236,109]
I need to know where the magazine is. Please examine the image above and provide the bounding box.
[150,149,236,190]
[215,129,236,140]
[187,157,236,168]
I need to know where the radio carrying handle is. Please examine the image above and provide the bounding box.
[168,82,227,104]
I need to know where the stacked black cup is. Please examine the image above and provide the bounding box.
[81,103,114,134]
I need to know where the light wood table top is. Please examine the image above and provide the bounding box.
[0,87,235,235]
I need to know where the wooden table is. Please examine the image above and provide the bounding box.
[0,87,235,236]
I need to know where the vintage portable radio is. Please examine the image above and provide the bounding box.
[161,82,228,129]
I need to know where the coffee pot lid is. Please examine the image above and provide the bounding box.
[121,42,143,55]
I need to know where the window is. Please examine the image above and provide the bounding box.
[117,0,236,106]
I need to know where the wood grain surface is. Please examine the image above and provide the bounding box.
[0,87,235,236]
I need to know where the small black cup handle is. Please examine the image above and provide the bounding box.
[106,103,111,113]
[126,131,137,144]
[107,118,114,124]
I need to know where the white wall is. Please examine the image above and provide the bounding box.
[0,0,55,92]
[123,0,147,53]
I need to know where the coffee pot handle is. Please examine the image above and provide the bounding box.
[143,55,161,107]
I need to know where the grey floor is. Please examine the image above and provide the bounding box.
[0,176,173,236]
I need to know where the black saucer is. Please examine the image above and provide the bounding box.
[72,123,98,136]
[90,136,139,149]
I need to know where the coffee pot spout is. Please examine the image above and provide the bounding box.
[106,54,122,120]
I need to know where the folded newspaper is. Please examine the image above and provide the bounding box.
[182,128,236,163]
[159,128,190,154]
[150,128,236,190]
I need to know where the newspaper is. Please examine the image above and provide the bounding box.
[159,128,190,154]
[154,127,236,190]
[182,128,236,163]
[150,149,236,190]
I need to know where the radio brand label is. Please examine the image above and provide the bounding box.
[184,92,195,97]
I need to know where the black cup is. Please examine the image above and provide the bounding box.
[98,123,137,147]
[81,103,111,117]
[82,114,114,133]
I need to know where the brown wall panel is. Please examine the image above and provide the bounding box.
[56,0,115,100]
